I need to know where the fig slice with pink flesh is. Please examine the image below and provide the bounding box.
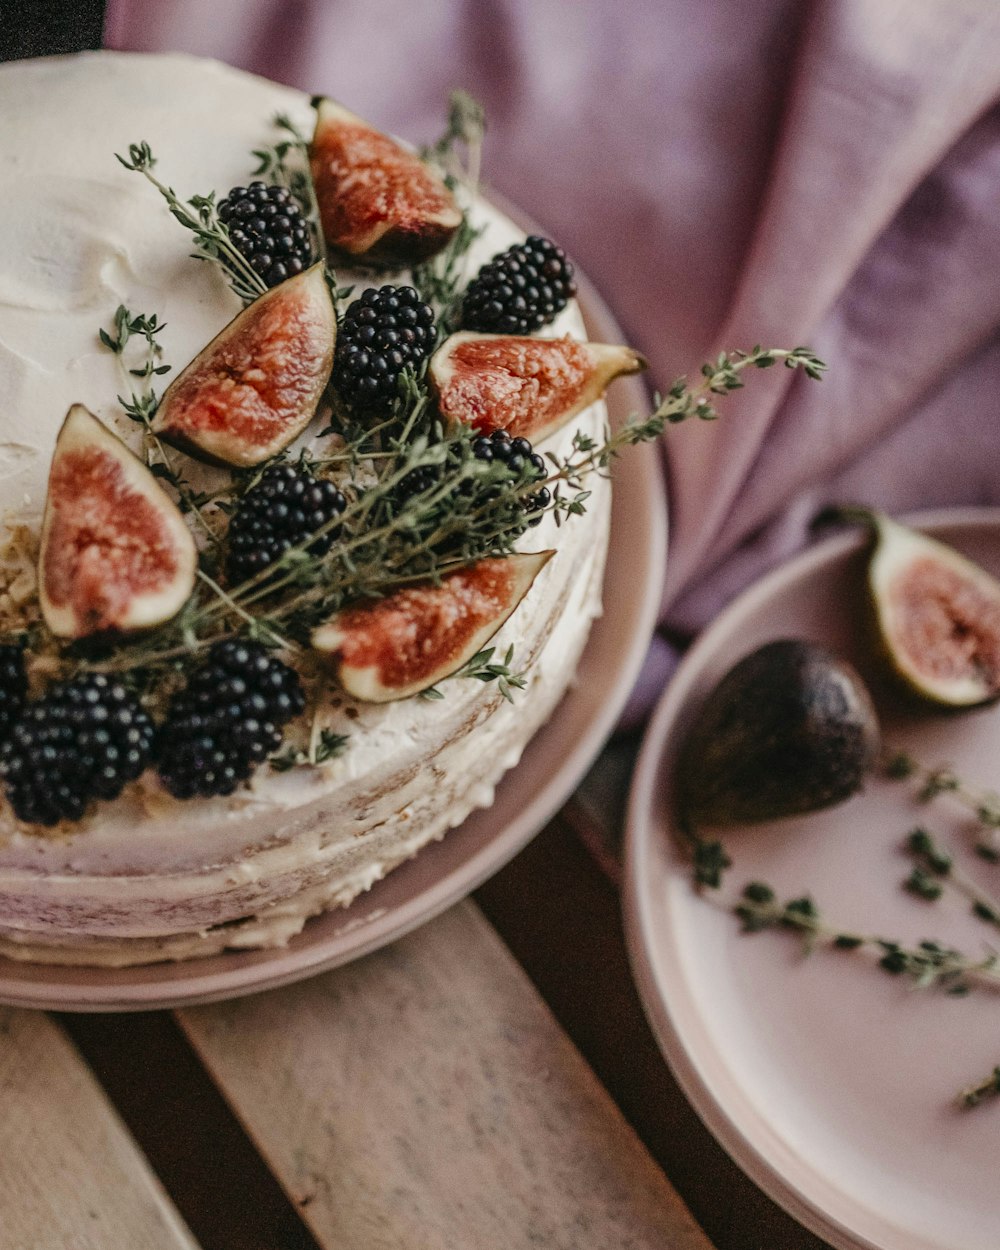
[39,404,197,639]
[309,98,462,264]
[152,262,335,467]
[311,551,553,702]
[428,332,646,443]
[845,508,1000,707]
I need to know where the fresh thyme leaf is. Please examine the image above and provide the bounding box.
[451,644,526,702]
[959,1066,1000,1109]
[116,142,268,305]
[421,90,486,181]
[98,305,223,552]
[270,728,350,772]
[412,213,484,330]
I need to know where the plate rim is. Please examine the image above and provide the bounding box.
[623,504,1000,1250]
[0,275,666,1012]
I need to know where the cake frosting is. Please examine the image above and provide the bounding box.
[0,52,611,965]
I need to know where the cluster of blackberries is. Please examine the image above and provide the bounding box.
[157,641,305,800]
[226,463,347,586]
[461,236,575,336]
[0,674,155,826]
[333,285,437,410]
[472,429,551,525]
[0,640,308,821]
[217,182,313,288]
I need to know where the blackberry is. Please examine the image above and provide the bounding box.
[472,429,550,526]
[217,181,313,288]
[333,286,437,411]
[157,640,305,799]
[0,643,27,740]
[0,674,155,826]
[461,235,575,335]
[395,464,441,504]
[226,463,347,586]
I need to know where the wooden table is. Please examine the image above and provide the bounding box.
[0,739,832,1250]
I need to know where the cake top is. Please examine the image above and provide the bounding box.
[0,50,648,838]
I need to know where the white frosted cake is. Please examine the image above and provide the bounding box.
[0,52,621,965]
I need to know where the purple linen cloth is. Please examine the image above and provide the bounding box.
[106,0,1000,727]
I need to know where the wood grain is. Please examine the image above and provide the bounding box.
[179,900,712,1250]
[0,1007,198,1250]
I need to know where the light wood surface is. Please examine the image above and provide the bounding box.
[178,899,712,1250]
[0,1007,199,1250]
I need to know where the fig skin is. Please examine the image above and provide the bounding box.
[152,263,335,468]
[842,508,1000,708]
[312,551,553,702]
[309,98,462,265]
[429,332,646,444]
[38,405,197,639]
[676,639,881,828]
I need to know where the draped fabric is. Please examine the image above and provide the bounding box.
[106,0,1000,725]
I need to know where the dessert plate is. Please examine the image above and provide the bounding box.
[0,277,666,1011]
[625,508,1000,1250]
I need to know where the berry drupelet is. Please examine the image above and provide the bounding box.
[157,640,305,800]
[461,236,575,336]
[333,286,437,411]
[0,674,155,826]
[217,181,313,288]
[472,429,551,525]
[226,463,347,586]
[0,642,27,740]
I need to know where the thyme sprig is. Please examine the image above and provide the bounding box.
[74,343,824,681]
[886,751,1000,860]
[115,142,268,305]
[421,644,527,703]
[731,881,1000,993]
[903,827,1000,926]
[97,306,221,549]
[270,728,349,772]
[958,1067,1000,1109]
[549,346,827,484]
[251,112,326,262]
[413,90,487,327]
[421,89,486,191]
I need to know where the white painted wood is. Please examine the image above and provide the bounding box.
[0,1008,199,1250]
[179,900,712,1250]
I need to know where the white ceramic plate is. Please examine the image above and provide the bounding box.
[0,278,666,1011]
[625,508,1000,1250]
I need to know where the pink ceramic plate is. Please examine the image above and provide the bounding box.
[625,508,1000,1250]
[0,276,665,1012]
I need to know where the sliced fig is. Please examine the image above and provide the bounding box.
[39,405,197,639]
[152,263,335,467]
[312,552,552,702]
[846,508,1000,707]
[677,639,880,828]
[309,98,462,264]
[429,332,645,443]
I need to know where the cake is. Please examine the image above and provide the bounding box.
[0,51,627,966]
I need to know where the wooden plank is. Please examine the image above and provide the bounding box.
[477,813,827,1250]
[0,1008,199,1250]
[179,900,713,1250]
